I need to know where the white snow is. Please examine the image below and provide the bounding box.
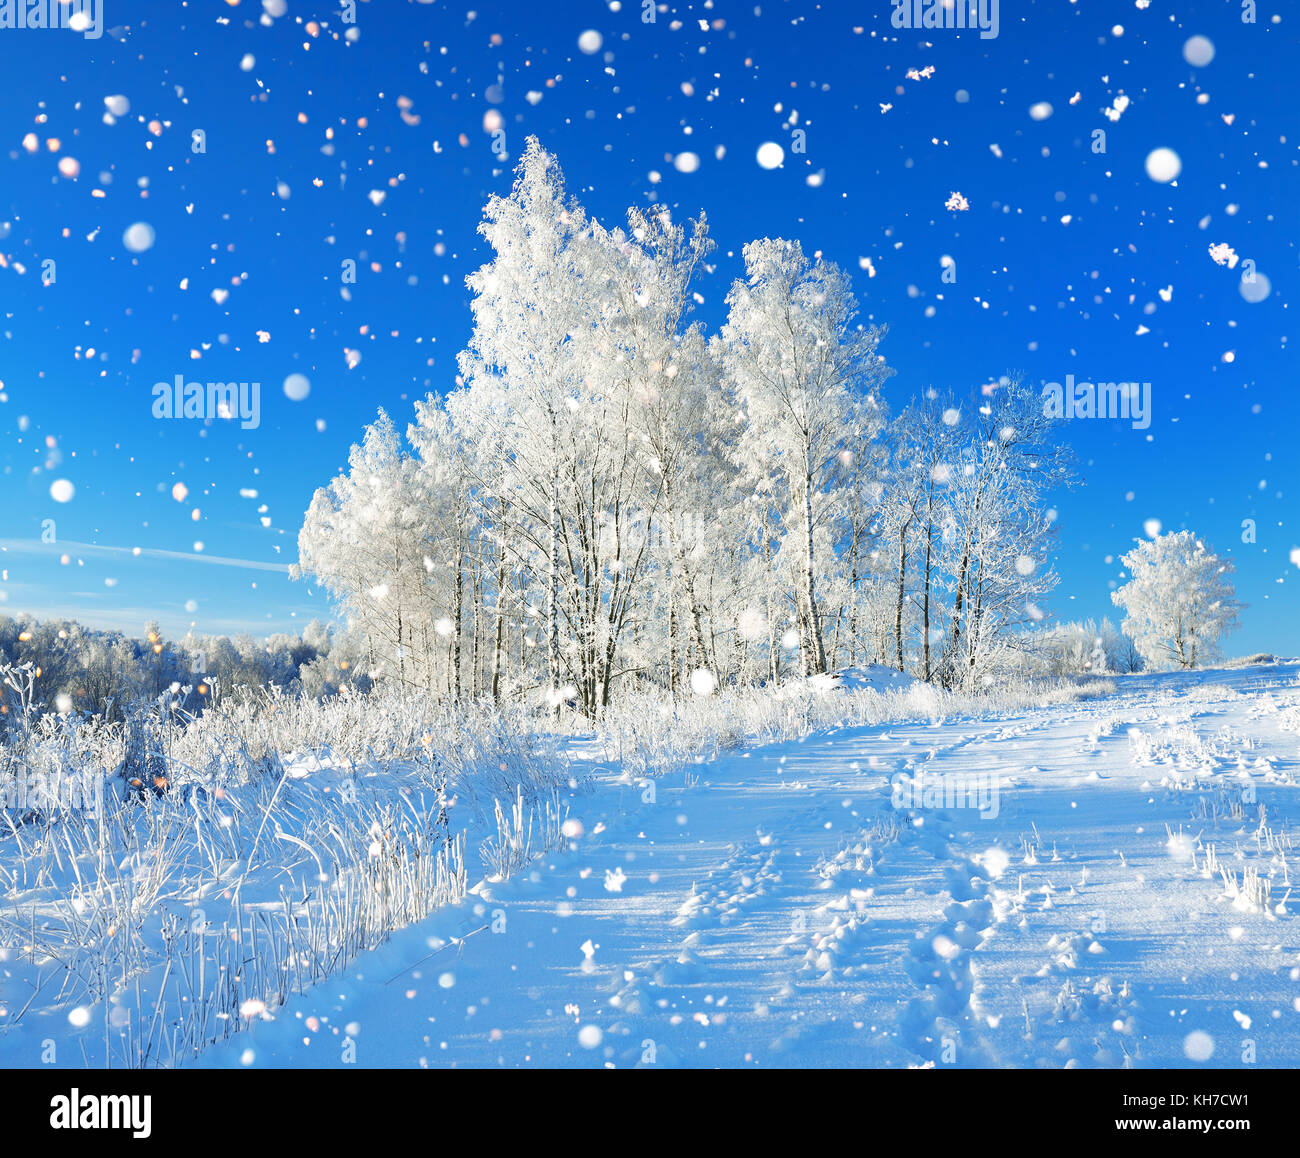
[1144,148,1182,183]
[0,660,1259,1069]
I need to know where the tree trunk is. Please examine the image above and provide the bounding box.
[670,508,713,685]
[668,578,678,696]
[848,515,860,667]
[894,518,911,672]
[451,537,464,700]
[491,540,508,704]
[922,498,935,683]
[547,451,561,714]
[471,534,482,699]
[800,460,828,675]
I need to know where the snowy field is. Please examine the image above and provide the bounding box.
[6,660,1297,1070]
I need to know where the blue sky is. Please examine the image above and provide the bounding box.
[0,0,1295,654]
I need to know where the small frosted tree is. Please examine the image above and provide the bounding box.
[1111,531,1242,670]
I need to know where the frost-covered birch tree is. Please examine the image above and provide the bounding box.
[457,138,595,709]
[295,411,428,688]
[1112,531,1242,669]
[935,375,1073,688]
[716,239,891,677]
[294,144,1084,712]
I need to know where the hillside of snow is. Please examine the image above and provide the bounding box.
[11,662,1295,1069]
[3,660,1297,1069]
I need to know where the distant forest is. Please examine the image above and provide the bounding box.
[0,614,371,723]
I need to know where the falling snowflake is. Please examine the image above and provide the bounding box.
[1208,242,1239,268]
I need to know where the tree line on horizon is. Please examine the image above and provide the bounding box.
[0,613,369,724]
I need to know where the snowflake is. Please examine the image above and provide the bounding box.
[1208,242,1239,268]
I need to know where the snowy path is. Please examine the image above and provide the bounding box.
[194,665,1300,1068]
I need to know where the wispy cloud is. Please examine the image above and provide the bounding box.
[0,539,292,574]
[0,599,301,639]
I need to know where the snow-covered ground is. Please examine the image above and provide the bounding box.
[5,660,1294,1070]
[150,661,1300,1069]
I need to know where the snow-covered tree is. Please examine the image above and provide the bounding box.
[1111,531,1242,669]
[611,209,732,693]
[716,239,891,677]
[407,399,476,698]
[934,375,1074,688]
[295,411,430,688]
[290,146,1085,710]
[457,137,597,709]
[1027,617,1138,677]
